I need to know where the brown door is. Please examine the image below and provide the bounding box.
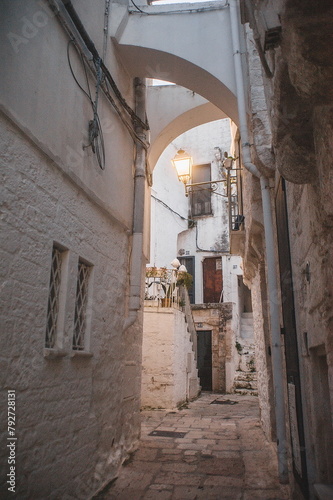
[203,257,222,303]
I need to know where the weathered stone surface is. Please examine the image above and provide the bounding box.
[192,303,233,393]
[97,393,290,499]
[0,113,141,498]
[141,306,200,409]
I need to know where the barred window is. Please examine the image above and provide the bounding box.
[191,164,212,216]
[73,260,91,351]
[45,246,64,349]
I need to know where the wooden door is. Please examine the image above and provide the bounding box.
[203,257,222,303]
[197,330,212,391]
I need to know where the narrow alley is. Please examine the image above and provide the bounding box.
[96,393,290,500]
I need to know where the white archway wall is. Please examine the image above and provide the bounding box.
[110,2,238,122]
[149,118,232,272]
[147,85,227,168]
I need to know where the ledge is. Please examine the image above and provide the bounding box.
[70,350,93,358]
[230,229,245,255]
[43,348,67,359]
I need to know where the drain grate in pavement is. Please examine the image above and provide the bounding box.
[149,430,187,438]
[210,399,238,405]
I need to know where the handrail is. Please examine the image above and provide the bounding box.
[181,287,197,360]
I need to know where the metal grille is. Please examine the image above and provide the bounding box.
[210,399,238,405]
[149,430,187,438]
[45,247,63,348]
[73,261,90,350]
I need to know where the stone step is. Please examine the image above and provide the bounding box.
[239,345,256,353]
[240,329,254,340]
[240,317,254,327]
[234,388,258,396]
[235,380,258,390]
[241,312,253,319]
[234,371,257,382]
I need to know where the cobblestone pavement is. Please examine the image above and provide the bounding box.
[98,393,291,500]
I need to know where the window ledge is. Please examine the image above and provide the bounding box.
[70,350,93,358]
[44,348,67,359]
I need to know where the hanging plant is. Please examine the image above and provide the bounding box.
[176,271,193,289]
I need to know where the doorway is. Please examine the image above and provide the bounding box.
[197,330,212,391]
[203,257,223,303]
[179,256,195,304]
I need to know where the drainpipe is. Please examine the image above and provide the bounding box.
[229,0,288,483]
[124,78,148,330]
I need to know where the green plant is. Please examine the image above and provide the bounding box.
[176,271,193,289]
[235,341,243,353]
[247,358,256,372]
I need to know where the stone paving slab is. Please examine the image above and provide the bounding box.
[95,393,291,500]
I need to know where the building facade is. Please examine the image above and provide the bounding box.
[1,1,149,497]
[1,0,332,498]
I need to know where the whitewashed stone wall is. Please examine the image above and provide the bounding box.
[0,1,143,497]
[141,305,200,409]
[0,114,142,498]
[251,264,276,441]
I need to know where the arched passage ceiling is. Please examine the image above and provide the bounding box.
[110,2,238,129]
[147,85,227,167]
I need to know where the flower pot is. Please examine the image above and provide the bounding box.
[161,298,172,308]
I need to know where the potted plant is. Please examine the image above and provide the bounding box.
[176,271,193,290]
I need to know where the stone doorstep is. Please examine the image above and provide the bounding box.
[241,313,253,318]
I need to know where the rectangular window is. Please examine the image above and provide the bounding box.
[191,164,212,216]
[45,246,64,349]
[73,260,92,351]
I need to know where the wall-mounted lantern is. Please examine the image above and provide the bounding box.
[172,149,228,197]
[171,149,192,185]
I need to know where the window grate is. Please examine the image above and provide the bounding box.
[73,261,91,350]
[45,247,63,348]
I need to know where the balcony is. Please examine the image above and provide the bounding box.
[143,267,199,409]
[145,267,192,309]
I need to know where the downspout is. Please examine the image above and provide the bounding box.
[229,0,288,483]
[124,78,148,330]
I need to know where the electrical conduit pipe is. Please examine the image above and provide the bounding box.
[124,78,148,330]
[229,0,289,483]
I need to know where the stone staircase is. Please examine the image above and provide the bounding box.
[240,312,254,340]
[234,370,258,396]
[234,312,258,396]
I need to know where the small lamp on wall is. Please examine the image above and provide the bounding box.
[171,149,192,185]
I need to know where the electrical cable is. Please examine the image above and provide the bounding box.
[67,40,105,169]
[103,0,111,61]
[130,0,146,14]
[60,0,149,131]
[103,83,148,149]
[100,60,149,131]
[67,39,93,104]
[195,224,225,253]
[151,194,190,221]
[67,37,148,166]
